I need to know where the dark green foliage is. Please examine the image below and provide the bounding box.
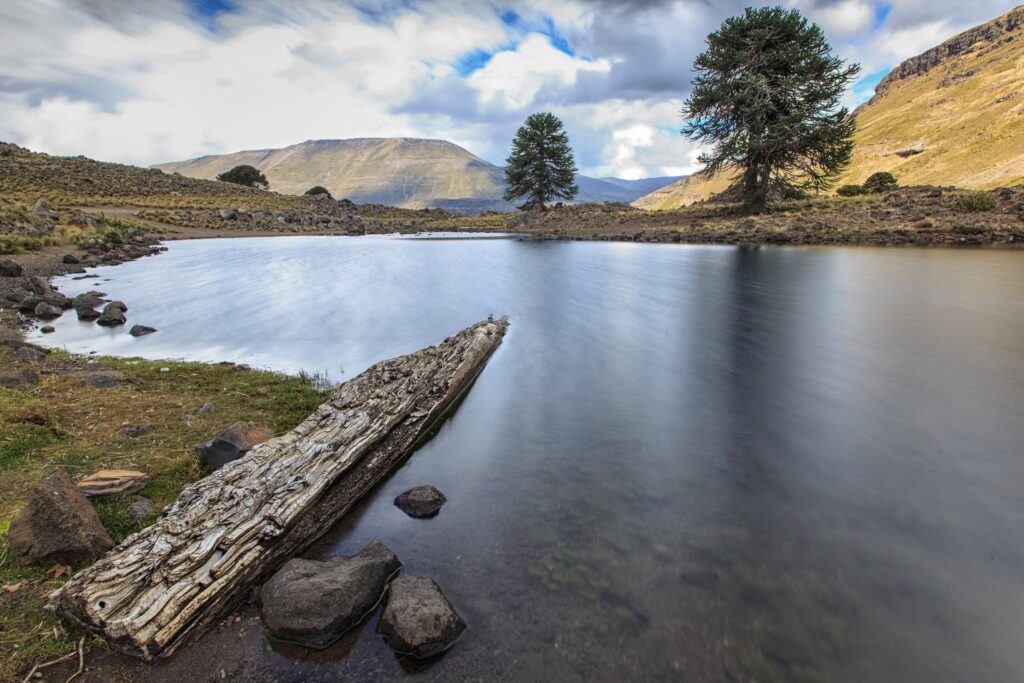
[304,185,332,199]
[504,112,579,211]
[952,191,997,212]
[862,172,898,193]
[682,7,860,212]
[837,184,867,197]
[216,165,269,189]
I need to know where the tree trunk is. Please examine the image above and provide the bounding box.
[48,319,508,660]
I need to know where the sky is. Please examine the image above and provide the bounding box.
[0,0,1017,179]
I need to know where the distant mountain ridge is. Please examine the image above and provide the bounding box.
[633,4,1024,210]
[155,138,683,214]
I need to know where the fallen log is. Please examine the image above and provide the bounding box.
[49,319,507,659]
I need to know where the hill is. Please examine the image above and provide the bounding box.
[154,138,680,213]
[632,4,1024,210]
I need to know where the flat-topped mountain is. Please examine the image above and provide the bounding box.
[633,4,1024,210]
[155,138,681,213]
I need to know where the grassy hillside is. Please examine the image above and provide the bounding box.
[632,4,1024,210]
[155,138,680,212]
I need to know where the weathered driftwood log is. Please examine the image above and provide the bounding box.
[49,319,507,659]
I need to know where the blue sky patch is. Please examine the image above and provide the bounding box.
[852,68,890,103]
[188,0,235,31]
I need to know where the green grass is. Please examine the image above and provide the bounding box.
[0,346,332,680]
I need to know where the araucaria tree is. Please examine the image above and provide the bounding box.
[682,7,860,211]
[504,112,579,211]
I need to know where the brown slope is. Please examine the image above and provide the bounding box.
[632,4,1024,210]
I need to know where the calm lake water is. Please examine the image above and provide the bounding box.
[37,236,1024,682]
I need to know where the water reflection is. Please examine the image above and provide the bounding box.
[40,236,1024,681]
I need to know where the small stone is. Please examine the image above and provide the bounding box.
[394,485,447,518]
[76,469,149,497]
[0,368,38,389]
[127,497,154,524]
[198,401,216,415]
[62,254,80,264]
[7,471,114,567]
[260,541,401,649]
[196,421,274,470]
[377,575,466,658]
[118,424,154,438]
[0,257,23,277]
[129,325,157,337]
[180,414,197,423]
[15,346,47,363]
[81,374,119,388]
[40,325,55,334]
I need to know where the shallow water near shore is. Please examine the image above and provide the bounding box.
[37,235,1024,681]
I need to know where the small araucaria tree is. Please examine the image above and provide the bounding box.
[217,165,269,189]
[504,112,579,211]
[682,6,860,212]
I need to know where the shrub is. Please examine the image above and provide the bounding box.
[862,172,898,193]
[836,184,867,196]
[304,186,332,199]
[952,191,997,213]
[216,165,269,189]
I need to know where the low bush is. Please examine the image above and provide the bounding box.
[863,172,898,194]
[836,184,867,197]
[952,192,998,213]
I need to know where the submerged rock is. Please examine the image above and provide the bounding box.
[7,471,114,567]
[377,575,466,658]
[97,301,127,327]
[129,324,157,337]
[196,421,274,470]
[34,301,62,319]
[260,540,401,649]
[394,485,447,518]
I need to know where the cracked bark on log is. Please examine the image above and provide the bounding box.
[48,319,507,659]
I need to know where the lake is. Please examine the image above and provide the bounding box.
[36,235,1024,681]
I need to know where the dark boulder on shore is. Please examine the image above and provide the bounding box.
[72,291,106,309]
[62,253,80,264]
[394,485,447,518]
[377,575,466,658]
[15,345,47,362]
[0,368,38,389]
[196,421,274,470]
[7,471,114,567]
[260,541,402,649]
[34,301,62,319]
[0,257,23,277]
[129,324,157,337]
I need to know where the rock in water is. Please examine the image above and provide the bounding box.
[7,472,114,567]
[394,485,447,518]
[377,575,466,658]
[129,325,157,337]
[76,306,101,321]
[195,421,274,470]
[260,541,401,649]
[97,301,127,327]
[0,257,23,277]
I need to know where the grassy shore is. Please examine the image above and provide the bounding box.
[0,344,331,681]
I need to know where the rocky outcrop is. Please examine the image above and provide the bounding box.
[7,472,114,567]
[394,485,447,518]
[97,301,127,326]
[260,541,401,649]
[195,421,274,470]
[377,575,466,658]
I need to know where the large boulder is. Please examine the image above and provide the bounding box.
[62,254,80,264]
[260,541,401,649]
[72,292,106,309]
[0,257,23,277]
[97,301,127,326]
[394,485,447,518]
[7,471,114,567]
[196,421,274,470]
[376,575,466,658]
